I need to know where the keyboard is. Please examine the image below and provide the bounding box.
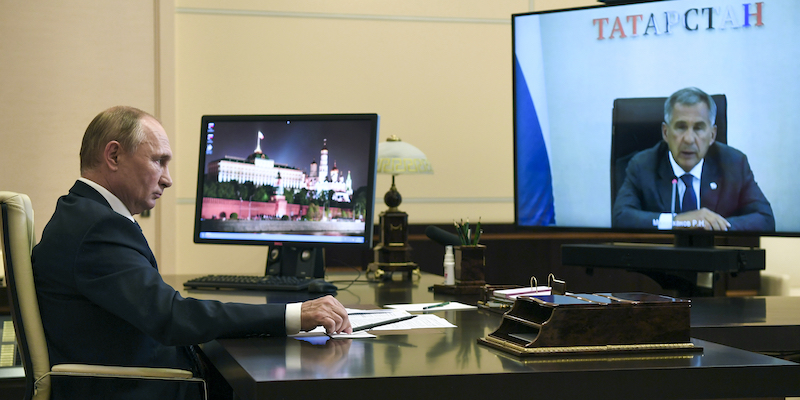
[183,275,314,291]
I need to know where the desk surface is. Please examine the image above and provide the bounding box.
[166,273,800,400]
[691,296,800,354]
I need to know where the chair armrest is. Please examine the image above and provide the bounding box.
[39,364,206,400]
[52,364,194,379]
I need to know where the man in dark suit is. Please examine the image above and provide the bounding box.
[32,106,352,399]
[612,87,774,232]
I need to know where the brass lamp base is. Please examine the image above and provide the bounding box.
[366,259,420,281]
[368,207,419,281]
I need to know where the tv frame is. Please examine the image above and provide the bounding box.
[508,1,799,294]
[511,1,797,241]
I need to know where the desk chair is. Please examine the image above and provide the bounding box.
[0,191,206,400]
[610,94,727,208]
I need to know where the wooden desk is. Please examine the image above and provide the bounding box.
[691,296,800,356]
[166,274,800,400]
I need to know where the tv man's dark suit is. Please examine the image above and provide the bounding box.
[612,141,774,231]
[32,180,286,400]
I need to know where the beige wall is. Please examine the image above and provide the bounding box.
[2,0,799,290]
[0,1,154,217]
[173,0,530,274]
[0,0,165,256]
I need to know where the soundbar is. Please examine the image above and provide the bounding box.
[561,243,765,273]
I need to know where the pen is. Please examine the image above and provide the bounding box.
[422,301,450,310]
[352,315,417,332]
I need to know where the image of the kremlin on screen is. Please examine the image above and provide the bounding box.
[198,119,372,241]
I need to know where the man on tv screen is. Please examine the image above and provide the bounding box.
[612,87,774,232]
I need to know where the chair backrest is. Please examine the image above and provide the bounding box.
[610,94,728,207]
[1,191,51,400]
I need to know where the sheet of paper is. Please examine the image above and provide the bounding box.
[370,314,456,330]
[384,301,477,312]
[291,309,402,339]
[345,308,402,315]
[290,309,456,339]
[348,310,412,325]
[295,309,411,338]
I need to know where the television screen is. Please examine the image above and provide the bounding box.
[193,114,379,247]
[513,0,800,236]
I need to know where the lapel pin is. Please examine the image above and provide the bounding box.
[710,182,718,190]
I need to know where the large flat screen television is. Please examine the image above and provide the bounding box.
[513,0,800,293]
[513,0,800,239]
[193,114,379,277]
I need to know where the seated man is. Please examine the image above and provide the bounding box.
[612,87,774,232]
[32,106,352,399]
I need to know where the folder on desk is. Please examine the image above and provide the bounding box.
[492,286,551,300]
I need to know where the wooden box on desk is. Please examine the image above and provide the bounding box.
[479,292,700,357]
[454,245,485,282]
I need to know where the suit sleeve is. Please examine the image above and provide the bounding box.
[612,158,663,229]
[725,155,775,231]
[73,216,286,346]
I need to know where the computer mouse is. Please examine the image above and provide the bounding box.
[308,279,338,294]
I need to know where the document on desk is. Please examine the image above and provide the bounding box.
[292,309,456,339]
[349,309,455,331]
[384,302,477,312]
[369,314,456,330]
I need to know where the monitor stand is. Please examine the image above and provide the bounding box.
[265,245,325,279]
[561,232,765,297]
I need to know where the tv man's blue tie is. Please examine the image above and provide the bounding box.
[681,174,698,213]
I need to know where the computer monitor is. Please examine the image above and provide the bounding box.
[193,114,379,277]
[513,0,800,240]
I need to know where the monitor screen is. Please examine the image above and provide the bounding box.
[513,0,800,236]
[193,114,379,248]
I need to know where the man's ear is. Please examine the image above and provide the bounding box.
[661,122,668,142]
[710,125,717,145]
[104,141,123,171]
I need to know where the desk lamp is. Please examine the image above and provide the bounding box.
[367,135,433,280]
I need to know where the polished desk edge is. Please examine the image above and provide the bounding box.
[201,334,799,400]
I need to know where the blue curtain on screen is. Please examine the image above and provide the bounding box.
[515,57,555,226]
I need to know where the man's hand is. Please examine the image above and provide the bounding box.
[676,208,731,231]
[300,296,352,334]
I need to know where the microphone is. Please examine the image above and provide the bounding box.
[671,178,677,216]
[425,225,461,247]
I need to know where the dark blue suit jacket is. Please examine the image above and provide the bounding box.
[32,181,287,399]
[612,142,774,231]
